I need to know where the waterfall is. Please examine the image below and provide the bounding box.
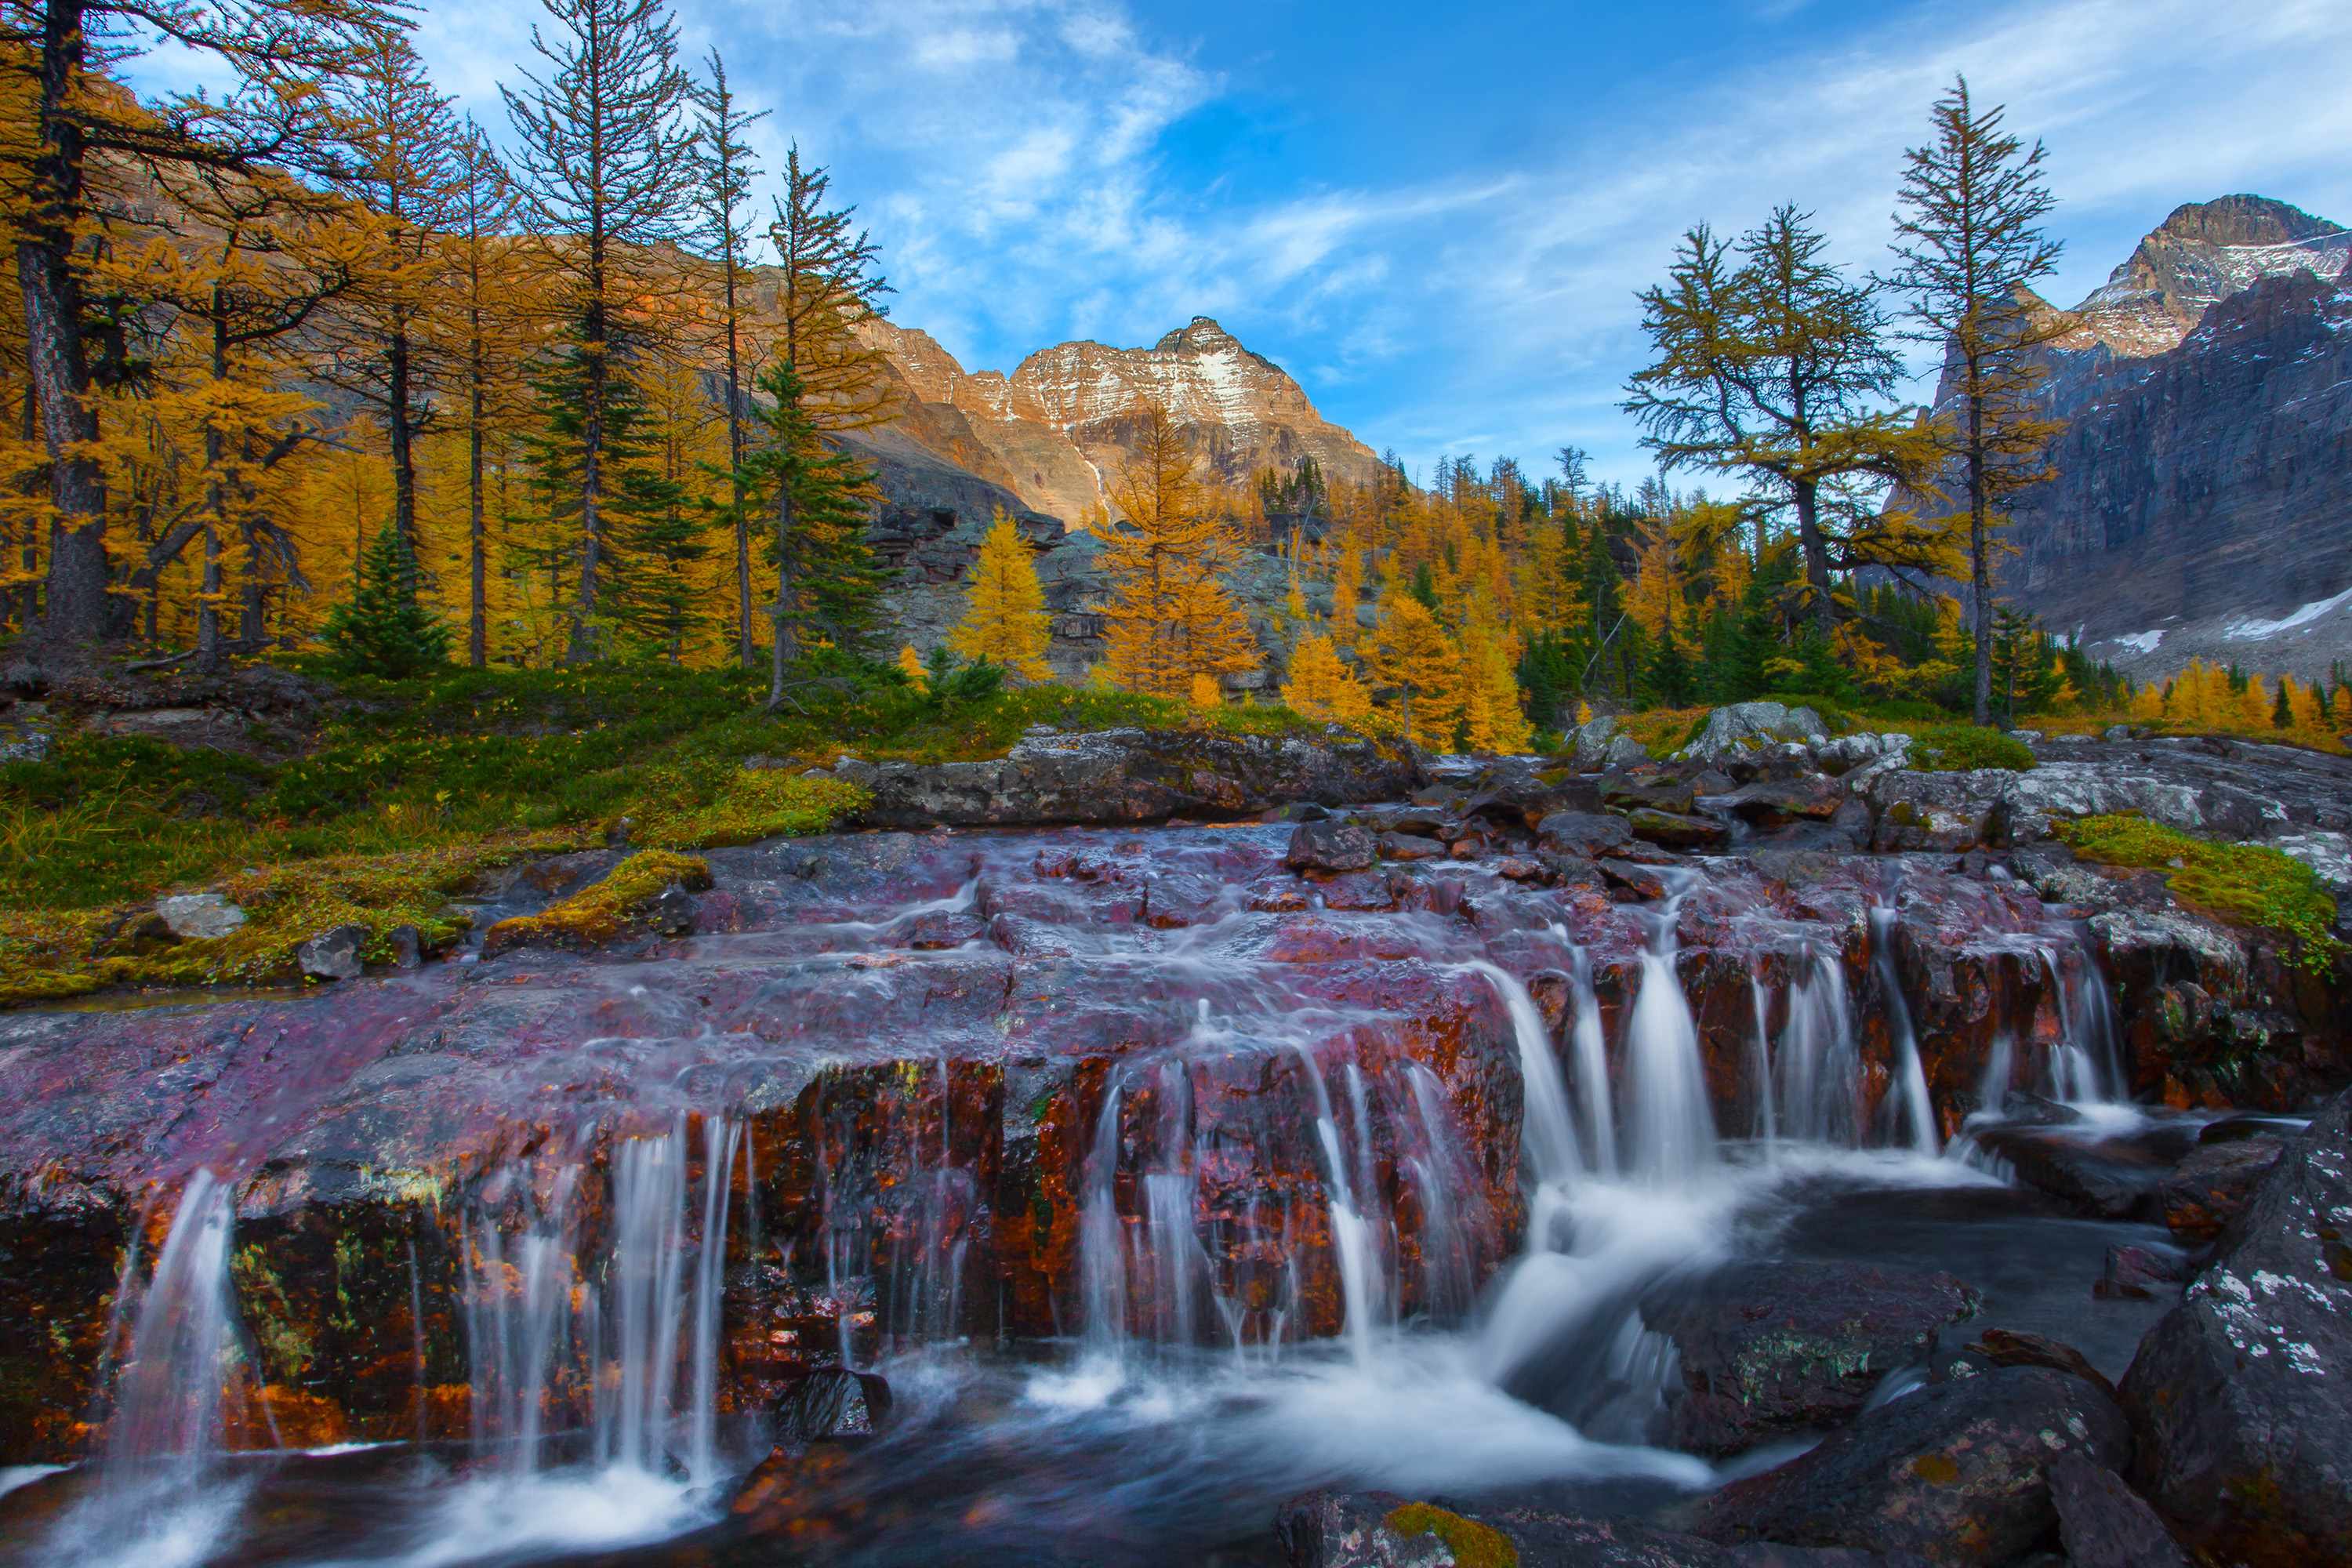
[1867,903,1940,1155]
[1567,947,1617,1177]
[687,1118,740,1483]
[103,1171,239,1486]
[1622,898,1718,1183]
[600,1131,689,1472]
[1747,968,1776,1152]
[1777,945,1860,1145]
[1403,1062,1474,1320]
[1470,961,1581,1186]
[2043,941,2125,1103]
[1290,1044,1382,1367]
[1078,1084,1128,1356]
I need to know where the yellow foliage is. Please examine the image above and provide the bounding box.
[1282,633,1372,728]
[949,507,1054,678]
[1461,619,1534,753]
[898,644,927,691]
[1100,406,1260,697]
[1190,673,1223,708]
[1365,596,1464,750]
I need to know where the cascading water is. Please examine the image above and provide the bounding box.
[1622,883,1718,1184]
[1566,945,1617,1176]
[1774,943,1861,1145]
[1868,902,1941,1155]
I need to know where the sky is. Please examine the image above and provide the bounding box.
[134,0,2352,489]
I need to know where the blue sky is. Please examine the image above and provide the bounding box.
[140,0,2352,488]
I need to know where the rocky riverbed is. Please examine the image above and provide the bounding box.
[1,704,2347,1568]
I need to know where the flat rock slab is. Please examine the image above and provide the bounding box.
[2155,1134,2285,1240]
[1641,1261,1981,1456]
[1700,1366,2130,1564]
[2120,1090,2352,1566]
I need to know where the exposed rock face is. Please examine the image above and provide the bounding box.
[1910,195,2352,683]
[849,313,1381,526]
[2119,1090,2352,1566]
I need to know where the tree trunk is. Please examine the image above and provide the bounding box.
[468,357,487,668]
[388,316,418,548]
[568,252,606,665]
[1791,478,1835,637]
[21,0,111,648]
[724,263,753,669]
[1967,381,1994,728]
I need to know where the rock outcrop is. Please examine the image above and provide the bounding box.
[2119,1089,2352,1565]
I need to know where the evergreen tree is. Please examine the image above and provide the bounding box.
[1886,76,2070,725]
[949,506,1053,678]
[321,523,452,677]
[1645,622,1700,707]
[503,0,695,661]
[760,143,896,697]
[725,364,890,674]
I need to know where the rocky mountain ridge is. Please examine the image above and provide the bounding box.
[1937,194,2352,684]
[847,313,1381,525]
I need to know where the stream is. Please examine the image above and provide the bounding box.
[0,818,2200,1567]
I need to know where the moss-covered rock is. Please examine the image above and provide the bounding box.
[480,850,715,956]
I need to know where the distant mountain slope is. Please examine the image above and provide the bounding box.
[850,315,1382,524]
[1933,196,2352,684]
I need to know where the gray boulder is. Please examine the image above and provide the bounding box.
[155,892,246,941]
[296,925,367,981]
[1675,702,1828,764]
[1287,821,1379,873]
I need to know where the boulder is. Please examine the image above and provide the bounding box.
[1461,764,1604,831]
[295,925,366,982]
[1641,1261,1981,1455]
[1718,776,1846,826]
[1700,1367,2131,1563]
[2155,1134,2285,1241]
[773,1365,893,1444]
[155,891,246,941]
[2096,1243,2188,1301]
[1864,770,2012,854]
[889,909,986,949]
[1538,811,1635,860]
[2119,1091,2352,1566]
[386,925,422,969]
[1381,832,1448,862]
[1675,702,1829,764]
[1626,808,1728,850]
[1289,821,1381,873]
[649,884,699,937]
[2049,1454,2191,1568]
[1571,716,1650,770]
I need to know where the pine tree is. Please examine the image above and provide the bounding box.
[948,507,1053,678]
[503,0,695,661]
[1282,633,1371,727]
[724,363,890,675]
[1646,622,1700,707]
[1625,209,1950,637]
[688,50,768,667]
[1886,77,2071,725]
[760,144,896,698]
[1099,404,1260,698]
[321,522,452,677]
[1365,595,1463,750]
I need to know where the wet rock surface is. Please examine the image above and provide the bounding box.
[2155,1133,2286,1239]
[1699,1366,2132,1563]
[1640,1263,1981,1456]
[1278,1490,1933,1568]
[2120,1089,2352,1566]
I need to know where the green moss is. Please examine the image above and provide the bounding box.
[483,850,713,953]
[1910,724,2036,773]
[638,772,868,851]
[1384,1503,1518,1568]
[2057,813,2342,971]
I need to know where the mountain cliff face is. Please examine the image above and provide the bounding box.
[848,315,1382,524]
[1959,196,2352,682]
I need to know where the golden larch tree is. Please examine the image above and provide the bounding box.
[1461,619,1534,753]
[949,507,1053,678]
[1099,404,1260,697]
[1283,633,1371,727]
[1365,595,1464,750]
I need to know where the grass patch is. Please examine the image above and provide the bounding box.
[2056,813,2341,969]
[1909,724,2037,772]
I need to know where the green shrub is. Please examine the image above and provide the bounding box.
[1910,724,2036,772]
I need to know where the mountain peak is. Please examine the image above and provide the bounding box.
[2067,192,2351,358]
